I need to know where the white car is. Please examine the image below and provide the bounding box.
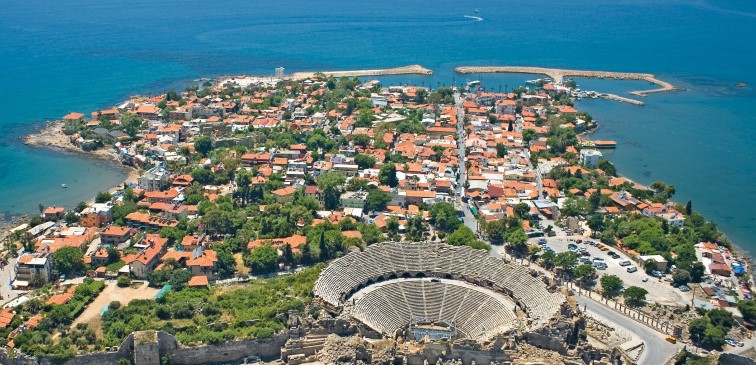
[642,277,649,282]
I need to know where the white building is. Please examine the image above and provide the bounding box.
[139,166,170,192]
[579,149,602,168]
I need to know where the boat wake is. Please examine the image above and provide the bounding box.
[463,15,483,21]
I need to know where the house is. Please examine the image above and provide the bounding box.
[247,234,307,253]
[186,248,218,280]
[180,235,205,250]
[15,253,52,288]
[610,191,640,211]
[579,149,602,168]
[340,191,369,209]
[100,226,133,246]
[42,206,65,220]
[709,263,732,277]
[496,99,517,115]
[122,234,168,278]
[80,203,113,228]
[639,255,668,272]
[140,166,171,191]
[271,186,297,204]
[187,275,209,288]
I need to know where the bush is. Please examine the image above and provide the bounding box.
[117,276,131,287]
[109,301,121,311]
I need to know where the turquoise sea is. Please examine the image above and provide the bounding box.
[1,0,755,252]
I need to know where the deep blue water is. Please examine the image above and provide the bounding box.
[1,0,755,251]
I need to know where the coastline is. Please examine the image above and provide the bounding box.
[20,121,140,208]
[218,64,433,86]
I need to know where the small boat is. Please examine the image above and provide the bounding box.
[474,8,479,13]
[61,184,67,188]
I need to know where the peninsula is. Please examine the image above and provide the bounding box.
[1,70,751,365]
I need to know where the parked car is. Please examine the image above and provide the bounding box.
[725,338,738,347]
[626,266,638,273]
[651,270,665,278]
[642,277,649,282]
[619,260,631,266]
[679,285,691,292]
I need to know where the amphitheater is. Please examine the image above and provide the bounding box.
[313,242,565,341]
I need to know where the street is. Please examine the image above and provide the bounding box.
[575,295,681,365]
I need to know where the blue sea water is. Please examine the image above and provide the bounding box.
[0,0,755,251]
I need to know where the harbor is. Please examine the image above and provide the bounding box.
[454,66,680,97]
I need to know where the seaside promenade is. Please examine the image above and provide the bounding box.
[454,66,680,97]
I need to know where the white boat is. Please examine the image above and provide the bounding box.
[61,184,67,188]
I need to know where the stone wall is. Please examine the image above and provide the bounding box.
[165,334,288,364]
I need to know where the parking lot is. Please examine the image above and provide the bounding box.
[532,236,685,305]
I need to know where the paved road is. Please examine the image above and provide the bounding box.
[575,295,681,365]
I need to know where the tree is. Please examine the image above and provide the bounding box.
[317,172,346,210]
[352,134,371,148]
[495,143,507,158]
[429,202,460,233]
[120,112,143,138]
[364,189,391,212]
[561,197,591,217]
[700,325,725,350]
[597,159,617,176]
[522,129,538,144]
[95,191,112,204]
[194,136,213,156]
[708,308,734,330]
[354,154,376,169]
[553,251,579,274]
[738,300,756,323]
[574,264,596,285]
[623,286,648,306]
[513,203,530,219]
[587,214,605,232]
[507,228,528,252]
[685,200,693,216]
[600,274,624,299]
[405,215,426,242]
[360,223,385,245]
[378,163,399,187]
[672,269,691,285]
[688,317,709,344]
[117,276,131,287]
[53,247,84,276]
[446,226,487,250]
[247,245,279,275]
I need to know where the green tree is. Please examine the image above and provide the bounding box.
[561,197,591,217]
[507,228,529,252]
[700,325,725,350]
[354,154,376,169]
[429,202,461,233]
[317,172,346,210]
[359,224,385,245]
[738,300,756,323]
[574,264,596,285]
[53,247,84,276]
[364,189,391,212]
[708,308,734,330]
[513,203,530,219]
[688,317,709,344]
[352,134,371,148]
[600,274,624,299]
[597,159,617,176]
[194,136,213,156]
[553,251,579,274]
[623,286,648,306]
[247,245,279,275]
[495,143,507,158]
[378,163,399,187]
[446,226,488,250]
[120,112,143,138]
[522,129,538,144]
[95,191,112,204]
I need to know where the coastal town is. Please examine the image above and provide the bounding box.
[0,68,752,365]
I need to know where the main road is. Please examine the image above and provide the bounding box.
[575,295,681,365]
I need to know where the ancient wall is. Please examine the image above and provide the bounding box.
[166,334,288,364]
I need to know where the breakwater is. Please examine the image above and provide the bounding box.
[454,66,680,97]
[289,64,433,80]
